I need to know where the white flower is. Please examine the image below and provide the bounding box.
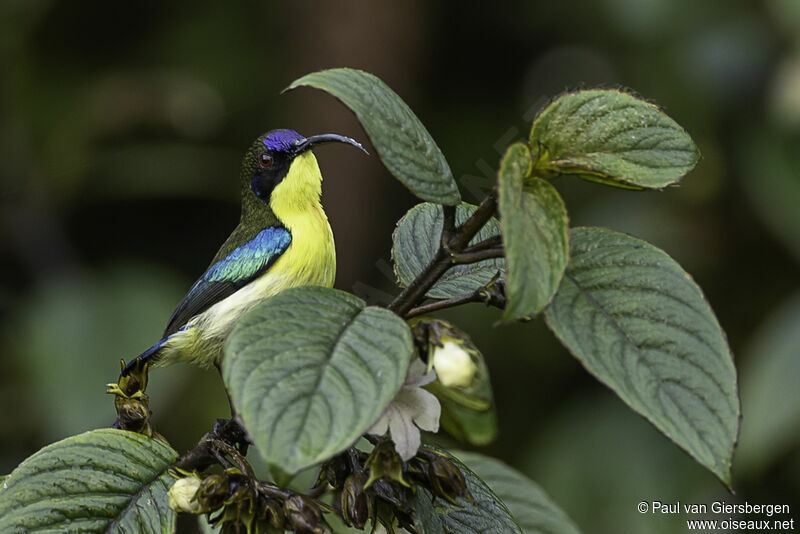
[369,359,441,460]
[432,340,477,388]
[168,476,202,514]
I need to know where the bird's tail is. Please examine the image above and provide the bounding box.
[120,336,168,377]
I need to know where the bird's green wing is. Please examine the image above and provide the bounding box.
[163,226,292,336]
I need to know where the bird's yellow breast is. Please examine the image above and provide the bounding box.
[162,151,335,368]
[267,150,336,289]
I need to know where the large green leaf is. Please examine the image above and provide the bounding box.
[287,68,460,205]
[544,227,739,485]
[498,143,569,320]
[455,452,581,534]
[0,429,177,533]
[737,292,800,475]
[223,287,413,475]
[530,90,699,189]
[413,453,521,534]
[393,202,504,299]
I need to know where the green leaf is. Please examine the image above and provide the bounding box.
[498,143,569,320]
[287,68,459,205]
[413,453,521,534]
[393,202,504,299]
[0,429,178,533]
[737,292,800,475]
[530,90,699,189]
[544,227,739,485]
[223,287,413,475]
[455,452,582,534]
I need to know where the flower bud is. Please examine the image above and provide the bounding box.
[168,476,203,514]
[340,474,372,529]
[432,340,477,388]
[315,453,351,490]
[283,494,329,534]
[115,397,151,433]
[194,473,229,512]
[409,318,484,393]
[420,451,467,504]
[364,440,408,488]
[259,497,285,530]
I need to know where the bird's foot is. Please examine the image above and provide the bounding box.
[111,358,150,396]
[107,358,159,439]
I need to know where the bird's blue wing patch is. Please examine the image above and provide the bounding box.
[163,227,292,336]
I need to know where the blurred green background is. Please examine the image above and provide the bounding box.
[1,1,799,532]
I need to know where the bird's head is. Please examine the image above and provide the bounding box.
[240,129,366,217]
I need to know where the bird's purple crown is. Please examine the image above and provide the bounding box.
[262,129,304,152]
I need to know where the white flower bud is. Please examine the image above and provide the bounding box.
[432,340,477,388]
[168,476,202,513]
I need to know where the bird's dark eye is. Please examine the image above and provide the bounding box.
[259,153,273,168]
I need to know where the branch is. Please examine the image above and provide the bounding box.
[462,234,502,253]
[405,294,481,319]
[388,190,498,317]
[442,204,456,245]
[447,191,498,250]
[175,418,251,473]
[386,249,452,317]
[405,279,507,319]
[451,246,503,265]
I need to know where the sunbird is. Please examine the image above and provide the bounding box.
[121,129,366,376]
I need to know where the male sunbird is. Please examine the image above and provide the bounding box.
[120,129,365,376]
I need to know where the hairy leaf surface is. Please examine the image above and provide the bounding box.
[498,143,569,320]
[530,90,699,189]
[393,202,504,299]
[413,453,521,534]
[544,227,739,484]
[224,287,413,475]
[288,68,459,204]
[456,452,582,534]
[0,429,177,533]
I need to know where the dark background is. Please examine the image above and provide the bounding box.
[2,1,799,532]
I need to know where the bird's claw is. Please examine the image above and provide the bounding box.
[107,358,158,438]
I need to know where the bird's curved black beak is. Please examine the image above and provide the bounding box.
[292,133,369,156]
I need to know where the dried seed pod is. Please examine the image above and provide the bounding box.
[340,473,372,529]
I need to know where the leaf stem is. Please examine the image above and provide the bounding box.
[388,190,499,318]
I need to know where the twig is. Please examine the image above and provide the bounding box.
[405,294,483,319]
[442,205,456,245]
[387,249,452,317]
[388,189,498,317]
[447,192,497,250]
[461,235,502,253]
[451,247,504,265]
[254,481,293,500]
[405,279,507,319]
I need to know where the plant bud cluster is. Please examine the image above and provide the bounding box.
[317,441,470,532]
